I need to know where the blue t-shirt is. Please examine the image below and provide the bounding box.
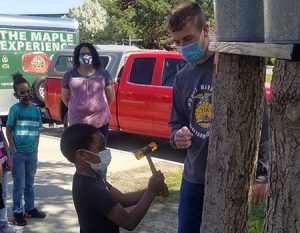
[7,103,42,153]
[0,118,7,164]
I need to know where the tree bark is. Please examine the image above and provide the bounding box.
[264,60,300,233]
[200,53,266,233]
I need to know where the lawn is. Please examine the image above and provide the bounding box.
[249,203,266,233]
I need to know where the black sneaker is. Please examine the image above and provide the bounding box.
[24,208,46,218]
[12,213,27,226]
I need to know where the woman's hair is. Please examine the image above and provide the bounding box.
[60,123,105,163]
[12,72,30,92]
[168,2,206,32]
[73,43,101,70]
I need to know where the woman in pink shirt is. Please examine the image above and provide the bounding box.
[61,43,115,139]
[61,43,115,178]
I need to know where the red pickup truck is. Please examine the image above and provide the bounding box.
[44,45,271,139]
[44,45,186,138]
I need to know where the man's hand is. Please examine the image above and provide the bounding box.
[251,182,268,204]
[174,126,193,149]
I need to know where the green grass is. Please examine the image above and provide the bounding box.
[155,170,182,203]
[249,204,266,233]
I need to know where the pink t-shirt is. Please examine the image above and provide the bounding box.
[62,68,113,128]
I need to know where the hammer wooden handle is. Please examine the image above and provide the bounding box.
[146,155,157,174]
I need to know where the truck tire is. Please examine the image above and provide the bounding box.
[32,77,45,107]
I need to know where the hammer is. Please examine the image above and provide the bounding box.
[134,142,158,174]
[134,142,169,197]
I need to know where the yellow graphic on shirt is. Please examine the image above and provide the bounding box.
[194,93,212,129]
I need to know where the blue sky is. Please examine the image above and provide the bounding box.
[0,0,84,14]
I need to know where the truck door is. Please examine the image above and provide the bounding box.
[117,57,157,136]
[153,56,186,138]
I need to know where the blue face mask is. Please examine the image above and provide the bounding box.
[177,41,205,64]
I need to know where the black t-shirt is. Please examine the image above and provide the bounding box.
[72,173,119,233]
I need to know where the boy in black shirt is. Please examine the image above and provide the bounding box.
[60,123,168,233]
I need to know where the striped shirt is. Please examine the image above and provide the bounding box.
[6,103,42,153]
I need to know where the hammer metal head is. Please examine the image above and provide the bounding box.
[134,142,158,160]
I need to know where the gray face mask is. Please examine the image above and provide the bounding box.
[79,54,93,67]
[83,149,111,173]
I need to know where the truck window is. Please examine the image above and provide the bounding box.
[117,66,124,82]
[54,55,110,73]
[161,59,186,87]
[54,56,73,73]
[129,58,156,85]
[99,56,110,69]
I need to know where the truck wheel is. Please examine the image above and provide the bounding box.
[63,112,69,129]
[32,77,46,107]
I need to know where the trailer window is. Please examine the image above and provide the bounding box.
[129,58,155,85]
[162,59,186,87]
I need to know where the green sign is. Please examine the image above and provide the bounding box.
[0,28,79,89]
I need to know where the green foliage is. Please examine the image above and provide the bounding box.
[68,0,215,47]
[267,57,276,66]
[100,0,215,49]
[68,0,109,44]
[195,0,214,26]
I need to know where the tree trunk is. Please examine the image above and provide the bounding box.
[263,60,300,233]
[200,53,266,233]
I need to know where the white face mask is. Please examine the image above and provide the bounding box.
[81,149,111,173]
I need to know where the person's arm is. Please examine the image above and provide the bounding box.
[109,186,146,208]
[0,156,2,182]
[1,130,12,171]
[104,70,115,106]
[106,171,167,231]
[35,109,43,152]
[252,94,270,204]
[35,133,40,152]
[61,71,71,107]
[169,78,192,149]
[6,126,16,153]
[105,84,115,106]
[61,88,71,107]
[0,164,4,209]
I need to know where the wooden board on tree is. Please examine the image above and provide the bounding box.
[209,42,300,61]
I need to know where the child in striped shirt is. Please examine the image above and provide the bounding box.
[6,72,46,226]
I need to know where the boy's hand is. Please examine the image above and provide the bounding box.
[148,170,166,195]
[159,183,169,197]
[174,126,193,149]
